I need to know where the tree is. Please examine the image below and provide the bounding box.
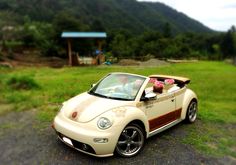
[110,33,134,59]
[230,26,236,65]
[53,11,88,39]
[90,19,105,32]
[162,22,172,38]
[0,11,20,51]
[221,26,236,59]
[52,11,90,57]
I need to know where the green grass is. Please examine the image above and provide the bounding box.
[0,61,235,157]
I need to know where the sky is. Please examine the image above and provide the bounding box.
[137,0,236,31]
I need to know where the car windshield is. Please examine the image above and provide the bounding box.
[89,74,146,101]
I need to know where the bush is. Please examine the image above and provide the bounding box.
[0,52,4,62]
[7,76,40,90]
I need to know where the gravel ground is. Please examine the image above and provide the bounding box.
[0,110,235,165]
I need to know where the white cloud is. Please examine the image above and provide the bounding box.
[137,0,236,31]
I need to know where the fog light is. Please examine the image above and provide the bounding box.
[93,138,108,143]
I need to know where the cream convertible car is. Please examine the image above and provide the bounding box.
[52,73,198,157]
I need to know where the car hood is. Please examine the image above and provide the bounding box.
[63,92,131,123]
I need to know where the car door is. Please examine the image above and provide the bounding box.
[174,87,186,118]
[139,92,177,132]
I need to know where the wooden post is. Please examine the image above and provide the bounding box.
[67,39,72,66]
[96,40,102,65]
[98,40,102,51]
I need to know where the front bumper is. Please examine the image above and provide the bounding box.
[53,114,122,157]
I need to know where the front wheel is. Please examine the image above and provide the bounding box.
[115,124,145,157]
[185,100,198,123]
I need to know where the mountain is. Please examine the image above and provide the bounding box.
[0,0,212,34]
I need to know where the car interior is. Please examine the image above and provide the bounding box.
[144,77,184,96]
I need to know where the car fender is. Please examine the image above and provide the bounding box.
[181,89,198,119]
[121,106,149,137]
[93,106,149,154]
[101,106,149,138]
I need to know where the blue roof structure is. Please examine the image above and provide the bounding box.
[61,32,107,38]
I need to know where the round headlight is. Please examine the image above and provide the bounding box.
[97,117,112,130]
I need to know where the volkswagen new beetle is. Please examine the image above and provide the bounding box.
[52,72,198,157]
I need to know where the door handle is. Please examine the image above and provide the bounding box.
[171,99,175,102]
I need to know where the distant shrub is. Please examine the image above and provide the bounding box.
[7,76,40,90]
[0,53,4,62]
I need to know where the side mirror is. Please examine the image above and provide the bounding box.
[91,83,96,88]
[141,92,157,101]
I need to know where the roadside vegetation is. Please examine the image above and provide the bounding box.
[0,61,235,157]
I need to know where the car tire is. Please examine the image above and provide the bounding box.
[185,99,198,123]
[115,124,145,157]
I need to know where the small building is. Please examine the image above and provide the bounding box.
[61,32,107,66]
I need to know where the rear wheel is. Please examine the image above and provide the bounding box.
[185,100,198,123]
[115,124,145,157]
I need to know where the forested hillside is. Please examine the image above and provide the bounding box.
[0,0,211,33]
[0,0,235,62]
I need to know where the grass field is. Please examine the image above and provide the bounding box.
[0,61,235,157]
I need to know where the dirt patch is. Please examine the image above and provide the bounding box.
[118,59,169,67]
[140,59,169,67]
[0,110,233,165]
[1,53,67,68]
[118,59,141,66]
[3,52,170,68]
[167,59,198,63]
